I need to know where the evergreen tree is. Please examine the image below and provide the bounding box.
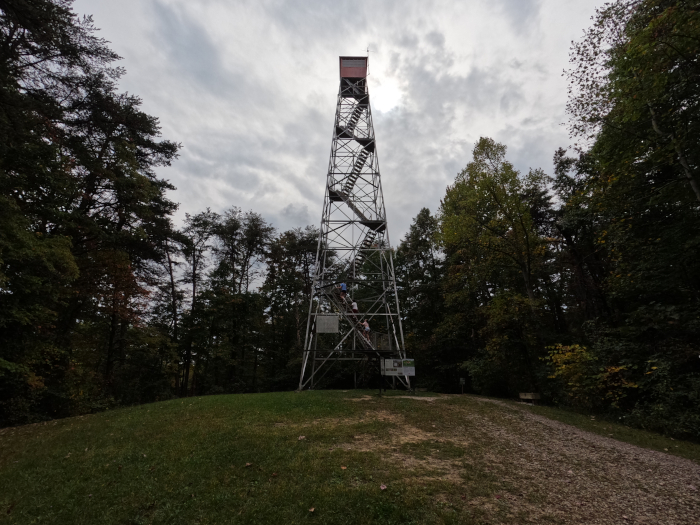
[0,0,179,423]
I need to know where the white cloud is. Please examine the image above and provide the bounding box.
[73,0,606,243]
[371,75,403,113]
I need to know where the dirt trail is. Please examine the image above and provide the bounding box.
[346,394,700,524]
[464,397,700,524]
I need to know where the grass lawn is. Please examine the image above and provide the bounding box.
[1,391,699,524]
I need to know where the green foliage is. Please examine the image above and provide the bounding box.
[1,0,698,444]
[568,1,700,201]
[398,2,700,439]
[542,344,641,410]
[424,138,555,397]
[562,0,700,437]
[394,208,446,389]
[440,137,546,307]
[471,294,542,395]
[0,0,179,425]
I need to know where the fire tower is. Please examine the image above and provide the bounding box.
[298,56,409,390]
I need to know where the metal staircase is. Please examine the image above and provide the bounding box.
[298,55,408,391]
[352,230,377,273]
[325,288,376,353]
[344,104,365,136]
[342,149,369,194]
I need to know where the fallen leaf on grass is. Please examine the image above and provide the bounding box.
[298,436,306,441]
[309,507,315,512]
[341,466,347,470]
[272,472,278,477]
[245,463,253,468]
[380,484,387,490]
[495,495,503,499]
[689,485,697,491]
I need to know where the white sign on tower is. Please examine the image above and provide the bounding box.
[381,359,415,376]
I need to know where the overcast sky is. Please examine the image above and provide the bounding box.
[73,0,604,243]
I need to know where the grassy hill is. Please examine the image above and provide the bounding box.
[1,391,699,524]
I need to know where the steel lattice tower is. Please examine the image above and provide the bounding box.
[298,56,409,391]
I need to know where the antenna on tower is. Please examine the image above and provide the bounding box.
[297,56,411,391]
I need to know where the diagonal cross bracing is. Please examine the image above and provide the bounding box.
[298,56,408,391]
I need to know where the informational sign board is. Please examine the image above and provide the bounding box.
[315,315,338,333]
[381,359,416,376]
[459,378,465,385]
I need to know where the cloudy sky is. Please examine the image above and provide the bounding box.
[73,0,604,243]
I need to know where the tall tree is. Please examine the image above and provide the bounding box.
[261,226,318,390]
[567,0,700,202]
[179,209,218,395]
[440,137,546,308]
[0,0,180,423]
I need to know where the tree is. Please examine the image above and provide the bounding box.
[567,0,700,202]
[179,209,218,395]
[557,0,700,437]
[440,137,546,309]
[261,226,318,390]
[393,209,447,388]
[395,208,443,341]
[0,0,180,423]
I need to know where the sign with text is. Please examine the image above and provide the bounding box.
[381,359,415,376]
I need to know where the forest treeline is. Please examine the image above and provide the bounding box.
[400,0,700,439]
[1,0,699,439]
[0,0,317,424]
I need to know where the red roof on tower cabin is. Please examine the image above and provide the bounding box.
[339,56,368,79]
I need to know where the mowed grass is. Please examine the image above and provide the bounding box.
[1,391,699,525]
[0,391,476,525]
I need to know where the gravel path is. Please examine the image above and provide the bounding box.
[455,397,700,524]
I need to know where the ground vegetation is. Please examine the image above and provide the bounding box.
[1,0,698,442]
[1,391,698,524]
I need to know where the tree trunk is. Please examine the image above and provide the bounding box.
[648,104,700,203]
[252,344,258,392]
[181,338,192,397]
[166,245,179,342]
[521,267,537,313]
[105,298,119,382]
